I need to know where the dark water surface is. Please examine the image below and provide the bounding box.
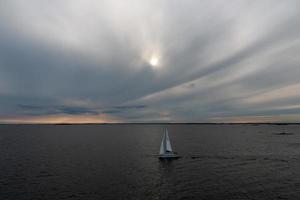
[0,124,300,200]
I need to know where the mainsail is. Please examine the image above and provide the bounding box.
[159,129,173,154]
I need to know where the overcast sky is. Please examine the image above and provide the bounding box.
[0,0,300,123]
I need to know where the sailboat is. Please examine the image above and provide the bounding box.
[159,129,179,159]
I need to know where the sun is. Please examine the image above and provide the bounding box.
[149,56,159,67]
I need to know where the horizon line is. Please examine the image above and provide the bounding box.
[1,122,299,125]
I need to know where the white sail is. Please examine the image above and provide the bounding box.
[159,129,173,155]
[158,129,179,159]
[165,129,173,152]
[159,131,166,154]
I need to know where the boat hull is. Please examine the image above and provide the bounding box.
[158,154,180,159]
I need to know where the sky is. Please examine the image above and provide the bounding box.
[0,0,300,123]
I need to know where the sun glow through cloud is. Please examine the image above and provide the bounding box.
[149,56,159,67]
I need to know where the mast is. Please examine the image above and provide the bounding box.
[164,130,167,152]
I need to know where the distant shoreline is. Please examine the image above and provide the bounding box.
[0,123,300,125]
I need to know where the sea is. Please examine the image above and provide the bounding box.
[0,124,300,200]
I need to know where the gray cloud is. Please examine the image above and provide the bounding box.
[0,0,300,123]
[17,104,99,115]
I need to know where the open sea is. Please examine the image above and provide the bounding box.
[0,124,300,200]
